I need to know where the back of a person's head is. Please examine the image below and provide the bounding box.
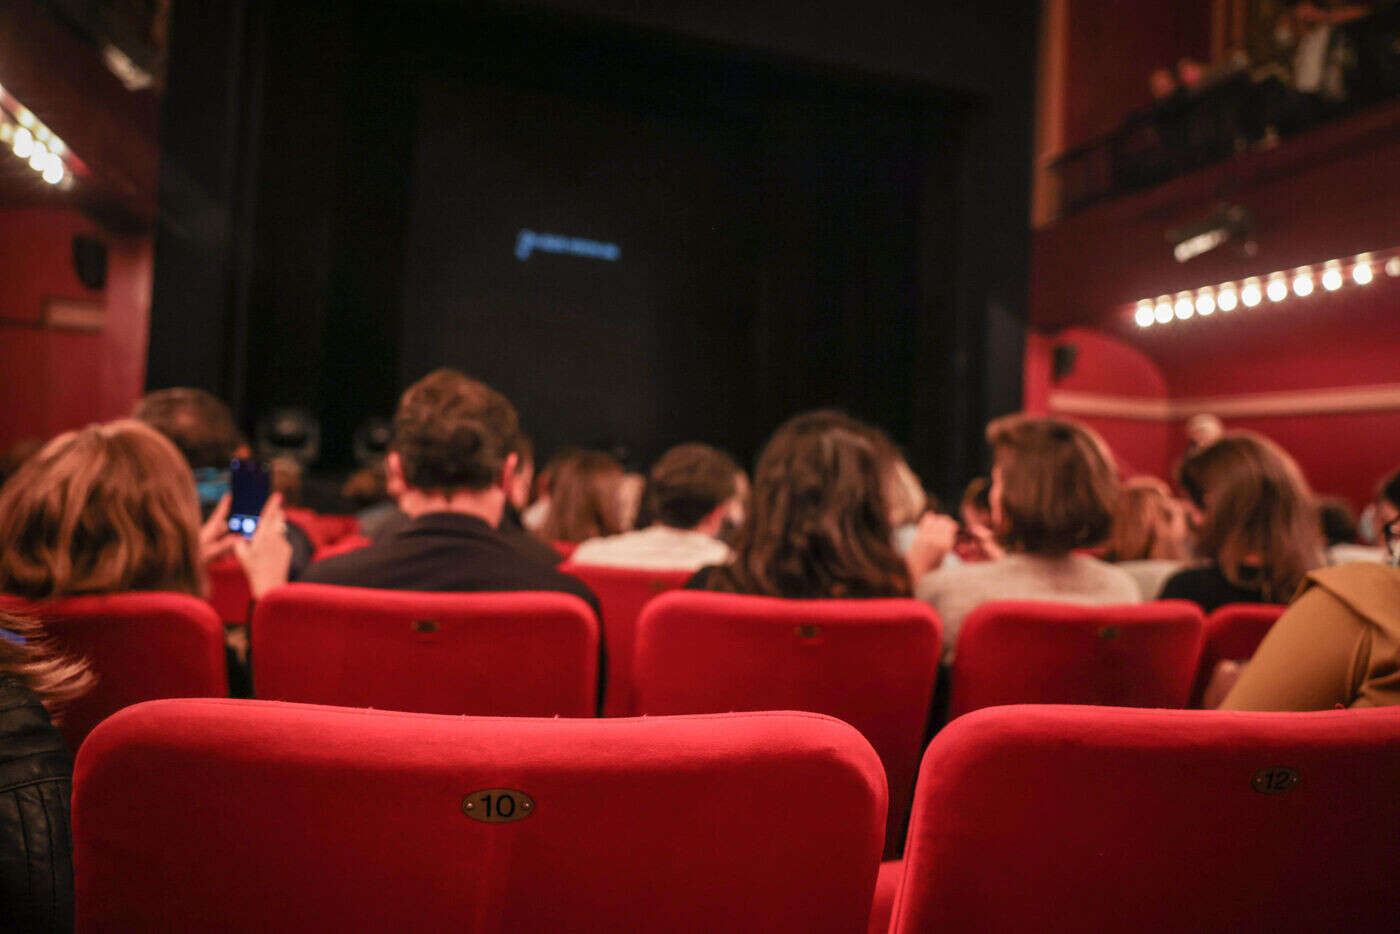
[393,369,519,494]
[0,420,204,599]
[132,387,240,471]
[643,443,742,531]
[1177,431,1323,599]
[1106,476,1184,562]
[986,414,1119,556]
[885,457,928,528]
[1317,496,1360,547]
[538,450,626,542]
[712,409,908,599]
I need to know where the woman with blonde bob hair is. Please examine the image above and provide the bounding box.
[1162,431,1324,610]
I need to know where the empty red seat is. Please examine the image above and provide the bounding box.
[0,592,226,751]
[73,700,888,932]
[947,600,1204,719]
[559,562,692,715]
[205,554,252,624]
[1190,602,1286,707]
[251,583,600,717]
[634,591,941,856]
[889,704,1400,933]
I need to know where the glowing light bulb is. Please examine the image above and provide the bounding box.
[27,141,47,172]
[1240,279,1263,307]
[41,159,63,185]
[1292,270,1313,297]
[12,126,33,159]
[1195,288,1215,316]
[1387,257,1400,278]
[1174,293,1194,320]
[1353,259,1373,285]
[1266,276,1288,303]
[1135,301,1155,328]
[16,108,34,128]
[1154,296,1173,324]
[1321,264,1343,291]
[1217,285,1238,311]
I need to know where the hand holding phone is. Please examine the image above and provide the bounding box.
[228,459,271,539]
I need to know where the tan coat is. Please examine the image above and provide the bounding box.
[1222,563,1400,710]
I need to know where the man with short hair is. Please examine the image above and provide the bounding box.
[301,370,598,614]
[570,443,742,570]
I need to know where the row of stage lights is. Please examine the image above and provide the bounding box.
[1134,252,1400,328]
[0,85,70,187]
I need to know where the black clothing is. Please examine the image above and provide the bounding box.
[685,565,721,591]
[355,505,562,569]
[301,512,598,617]
[1159,563,1273,614]
[0,675,73,934]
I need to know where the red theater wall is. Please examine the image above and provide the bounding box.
[0,207,152,448]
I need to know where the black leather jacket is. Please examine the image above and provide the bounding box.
[0,675,74,933]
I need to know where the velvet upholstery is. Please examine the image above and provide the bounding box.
[947,600,1204,719]
[558,562,691,715]
[206,554,253,624]
[0,592,226,752]
[1190,603,1286,707]
[73,700,888,932]
[251,583,599,717]
[634,591,941,856]
[892,704,1400,933]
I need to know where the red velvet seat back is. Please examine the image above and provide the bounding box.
[892,704,1400,933]
[74,700,888,933]
[1190,603,1286,707]
[205,554,252,624]
[312,532,372,562]
[947,600,1204,719]
[0,592,226,751]
[251,583,599,717]
[634,591,941,855]
[558,562,692,715]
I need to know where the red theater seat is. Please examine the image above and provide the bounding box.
[73,700,888,933]
[1190,603,1286,707]
[0,592,226,751]
[251,583,599,717]
[889,704,1400,933]
[205,554,252,624]
[551,540,578,559]
[634,591,941,856]
[947,600,1204,719]
[558,562,692,715]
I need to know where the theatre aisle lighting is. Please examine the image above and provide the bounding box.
[0,82,74,187]
[1131,246,1399,328]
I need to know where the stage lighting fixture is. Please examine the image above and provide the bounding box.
[1217,285,1238,311]
[1135,301,1154,328]
[1174,293,1193,320]
[1241,279,1263,307]
[12,126,32,158]
[1321,264,1343,291]
[1387,257,1400,277]
[1266,275,1288,303]
[1154,296,1173,324]
[1353,258,1374,285]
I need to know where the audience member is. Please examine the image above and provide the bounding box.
[1104,476,1192,598]
[520,445,580,531]
[132,387,314,575]
[0,420,290,601]
[1184,412,1224,453]
[953,476,1003,563]
[501,432,536,533]
[1161,432,1324,611]
[687,410,915,598]
[0,609,92,932]
[887,457,931,556]
[1320,495,1386,564]
[913,416,1139,659]
[571,443,741,570]
[536,450,628,544]
[299,370,597,612]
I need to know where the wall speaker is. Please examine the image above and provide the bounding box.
[72,235,108,291]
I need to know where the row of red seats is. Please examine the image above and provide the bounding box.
[71,698,1400,931]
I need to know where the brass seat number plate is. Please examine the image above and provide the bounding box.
[462,789,535,822]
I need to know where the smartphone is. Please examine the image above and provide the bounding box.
[228,459,270,538]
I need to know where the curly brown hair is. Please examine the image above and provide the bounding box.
[0,420,205,599]
[704,411,910,599]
